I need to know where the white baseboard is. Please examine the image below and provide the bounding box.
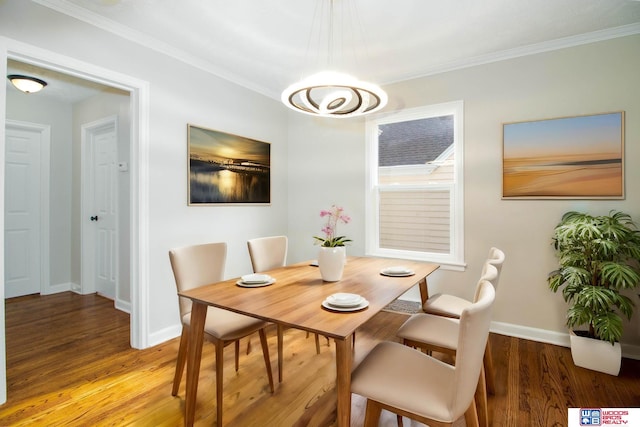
[490,321,640,361]
[42,282,72,295]
[115,299,131,314]
[148,324,182,348]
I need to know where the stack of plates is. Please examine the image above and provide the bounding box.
[380,266,415,277]
[236,273,275,288]
[322,293,369,312]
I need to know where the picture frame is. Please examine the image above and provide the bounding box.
[188,124,271,205]
[502,112,624,199]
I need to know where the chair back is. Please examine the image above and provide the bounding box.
[169,242,227,317]
[247,236,288,273]
[486,247,505,288]
[451,279,495,418]
[472,262,498,302]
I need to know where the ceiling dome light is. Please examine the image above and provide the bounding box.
[7,74,48,94]
[281,71,387,118]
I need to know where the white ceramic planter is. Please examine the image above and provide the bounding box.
[569,330,621,376]
[318,246,346,282]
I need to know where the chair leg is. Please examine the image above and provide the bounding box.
[484,340,496,395]
[475,365,489,427]
[258,328,275,393]
[171,327,189,396]
[396,414,404,427]
[215,339,225,427]
[464,396,480,427]
[315,333,321,354]
[364,399,383,427]
[246,336,252,355]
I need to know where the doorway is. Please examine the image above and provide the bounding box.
[2,45,149,352]
[5,62,129,306]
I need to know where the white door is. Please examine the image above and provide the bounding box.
[4,124,44,298]
[82,118,118,299]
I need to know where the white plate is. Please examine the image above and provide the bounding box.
[236,278,276,288]
[326,293,364,308]
[322,299,369,312]
[385,266,410,274]
[240,274,272,284]
[380,267,415,277]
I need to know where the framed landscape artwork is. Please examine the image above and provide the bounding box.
[188,125,271,205]
[502,112,624,199]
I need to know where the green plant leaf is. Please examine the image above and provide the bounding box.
[600,262,640,290]
[592,311,623,344]
[566,304,592,330]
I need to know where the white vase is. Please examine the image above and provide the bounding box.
[318,246,346,282]
[569,330,621,376]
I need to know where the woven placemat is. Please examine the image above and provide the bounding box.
[382,299,421,314]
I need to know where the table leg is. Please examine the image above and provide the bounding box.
[184,302,207,426]
[277,324,284,383]
[418,276,429,306]
[334,334,353,427]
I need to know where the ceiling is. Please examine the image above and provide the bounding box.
[8,0,640,104]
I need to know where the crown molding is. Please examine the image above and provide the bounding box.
[387,22,640,85]
[31,0,274,98]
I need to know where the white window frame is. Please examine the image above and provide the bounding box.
[365,100,465,270]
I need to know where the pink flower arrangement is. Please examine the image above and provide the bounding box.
[313,205,352,247]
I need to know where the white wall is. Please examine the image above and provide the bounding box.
[287,34,640,353]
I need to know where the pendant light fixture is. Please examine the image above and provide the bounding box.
[281,0,387,118]
[7,74,48,93]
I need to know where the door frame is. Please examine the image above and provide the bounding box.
[80,116,118,297]
[4,120,51,296]
[1,36,151,365]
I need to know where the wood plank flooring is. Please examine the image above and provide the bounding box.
[1,292,639,426]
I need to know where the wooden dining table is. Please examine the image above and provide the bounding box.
[178,256,439,426]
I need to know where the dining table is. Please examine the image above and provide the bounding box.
[178,255,439,426]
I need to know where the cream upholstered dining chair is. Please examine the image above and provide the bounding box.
[395,262,498,427]
[418,247,505,395]
[422,247,504,317]
[351,280,495,427]
[247,235,326,382]
[169,242,275,427]
[247,235,289,274]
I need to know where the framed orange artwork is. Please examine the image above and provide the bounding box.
[502,112,624,199]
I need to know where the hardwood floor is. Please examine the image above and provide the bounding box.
[1,292,639,426]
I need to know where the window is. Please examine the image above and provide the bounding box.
[365,101,464,269]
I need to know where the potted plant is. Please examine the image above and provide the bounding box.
[548,210,640,375]
[313,205,351,282]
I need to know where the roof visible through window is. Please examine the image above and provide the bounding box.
[378,115,453,167]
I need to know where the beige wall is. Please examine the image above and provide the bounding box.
[288,34,640,353]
